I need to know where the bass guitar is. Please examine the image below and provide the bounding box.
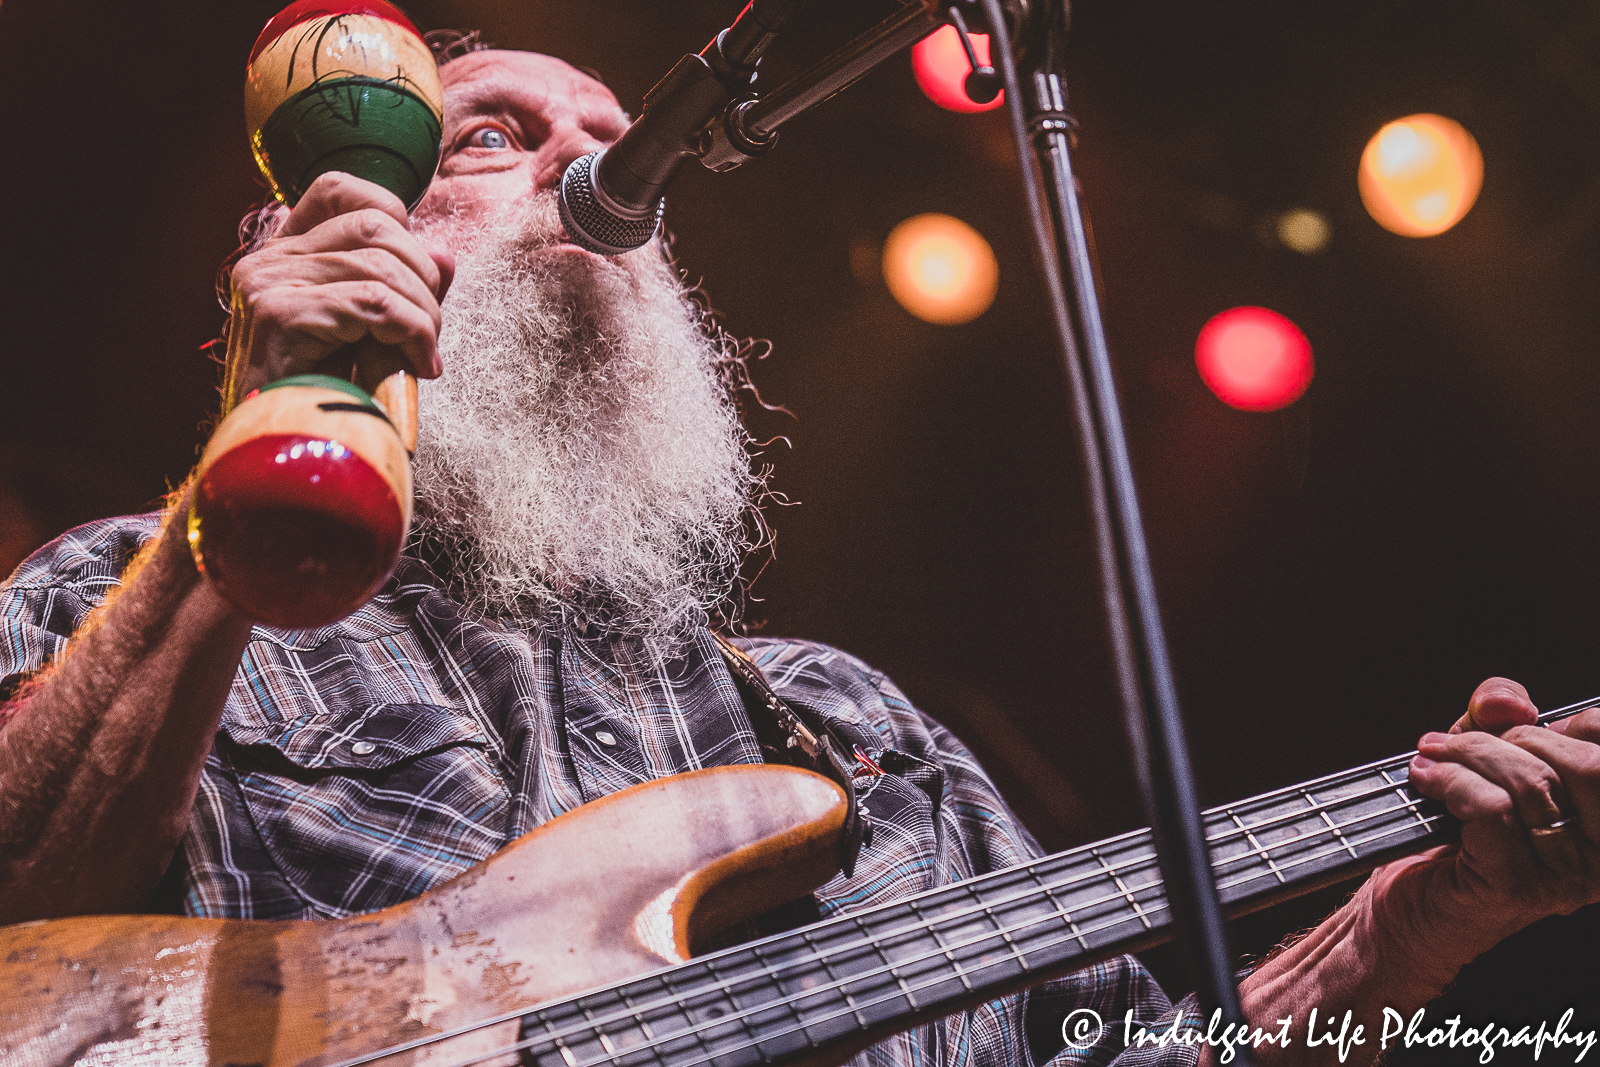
[5,696,1594,1067]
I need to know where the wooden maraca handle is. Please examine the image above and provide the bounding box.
[349,340,419,454]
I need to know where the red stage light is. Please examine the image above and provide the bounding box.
[1195,307,1313,411]
[912,26,1004,113]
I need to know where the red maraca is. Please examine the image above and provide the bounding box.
[188,0,442,628]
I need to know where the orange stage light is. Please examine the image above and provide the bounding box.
[1195,307,1314,411]
[882,214,999,325]
[912,25,1004,113]
[1359,114,1483,237]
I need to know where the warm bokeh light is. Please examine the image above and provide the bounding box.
[1276,208,1331,254]
[1359,114,1483,237]
[883,214,999,325]
[1195,307,1313,411]
[912,25,1004,113]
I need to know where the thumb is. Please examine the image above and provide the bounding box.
[1452,677,1538,734]
[429,247,456,302]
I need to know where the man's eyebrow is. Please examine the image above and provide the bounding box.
[443,78,628,135]
[445,83,532,116]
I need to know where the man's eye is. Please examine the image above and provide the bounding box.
[470,128,511,150]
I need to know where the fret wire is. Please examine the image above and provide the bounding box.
[1204,767,1413,850]
[1304,786,1360,861]
[802,927,869,1031]
[539,1006,580,1067]
[858,761,1420,954]
[1025,862,1090,953]
[640,966,716,1067]
[667,963,723,1067]
[621,982,661,1044]
[616,980,663,1067]
[434,810,1453,1067]
[1091,845,1153,929]
[969,880,1032,974]
[1212,808,1448,898]
[576,998,619,1060]
[700,952,767,1054]
[909,897,974,993]
[1228,809,1286,885]
[1209,797,1439,895]
[1203,761,1410,838]
[1209,796,1429,878]
[750,941,817,1050]
[1379,765,1433,831]
[857,913,922,1013]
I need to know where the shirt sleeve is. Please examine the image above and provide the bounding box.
[0,515,160,702]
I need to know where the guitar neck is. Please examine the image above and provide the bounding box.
[495,698,1597,1067]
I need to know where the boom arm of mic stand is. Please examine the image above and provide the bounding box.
[699,2,941,171]
[976,0,1252,1042]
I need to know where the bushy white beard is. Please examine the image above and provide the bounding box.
[409,196,759,655]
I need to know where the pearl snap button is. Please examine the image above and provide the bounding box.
[350,740,376,756]
[595,730,618,747]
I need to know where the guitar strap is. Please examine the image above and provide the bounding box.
[711,632,872,878]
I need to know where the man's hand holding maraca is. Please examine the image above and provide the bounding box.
[188,171,455,629]
[221,171,454,413]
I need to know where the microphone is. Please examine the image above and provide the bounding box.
[557,52,724,256]
[560,0,803,255]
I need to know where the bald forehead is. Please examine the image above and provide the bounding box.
[440,50,625,123]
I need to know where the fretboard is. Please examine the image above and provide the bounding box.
[439,697,1599,1067]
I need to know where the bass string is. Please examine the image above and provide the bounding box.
[378,704,1598,1065]
[328,790,1451,1067]
[1190,696,1588,838]
[1166,696,1589,863]
[330,777,1429,1066]
[435,808,1452,1067]
[335,755,1455,1067]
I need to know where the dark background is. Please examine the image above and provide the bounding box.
[1,0,1597,1051]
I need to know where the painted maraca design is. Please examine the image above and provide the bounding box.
[245,0,442,209]
[188,1,441,629]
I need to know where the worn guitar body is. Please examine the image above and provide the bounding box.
[11,694,1598,1067]
[0,766,849,1067]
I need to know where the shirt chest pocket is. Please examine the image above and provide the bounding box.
[218,703,511,917]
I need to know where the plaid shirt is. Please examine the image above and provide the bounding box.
[0,513,1198,1067]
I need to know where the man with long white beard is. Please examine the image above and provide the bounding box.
[2,45,1599,1067]
[408,190,760,653]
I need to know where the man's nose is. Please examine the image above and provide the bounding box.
[535,124,614,191]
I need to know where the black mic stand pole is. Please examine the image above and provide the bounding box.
[970,0,1250,1039]
[693,0,1246,1031]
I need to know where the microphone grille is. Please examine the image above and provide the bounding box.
[558,152,664,256]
